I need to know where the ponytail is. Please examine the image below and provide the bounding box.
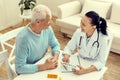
[85,11,108,35]
[99,17,107,35]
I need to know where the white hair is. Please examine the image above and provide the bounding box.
[31,4,51,23]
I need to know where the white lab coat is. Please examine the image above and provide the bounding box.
[64,28,108,70]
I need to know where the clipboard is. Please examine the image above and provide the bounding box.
[61,54,80,73]
[61,62,78,73]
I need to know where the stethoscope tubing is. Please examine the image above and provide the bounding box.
[78,31,100,58]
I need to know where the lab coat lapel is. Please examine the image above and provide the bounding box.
[80,32,86,50]
[78,31,88,57]
[86,30,98,54]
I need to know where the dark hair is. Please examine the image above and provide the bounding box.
[85,11,107,35]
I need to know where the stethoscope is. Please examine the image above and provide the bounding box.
[78,31,100,58]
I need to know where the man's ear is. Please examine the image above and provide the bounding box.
[36,19,41,24]
[93,25,96,29]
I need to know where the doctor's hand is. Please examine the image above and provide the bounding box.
[72,65,97,75]
[72,66,86,75]
[62,54,70,63]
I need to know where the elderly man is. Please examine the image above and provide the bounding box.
[15,4,60,74]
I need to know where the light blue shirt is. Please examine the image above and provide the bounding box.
[15,25,60,74]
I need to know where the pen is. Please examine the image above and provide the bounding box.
[61,62,67,70]
[62,71,73,73]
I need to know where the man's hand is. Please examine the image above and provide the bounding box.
[62,54,70,63]
[38,53,59,71]
[45,57,58,70]
[53,53,59,61]
[38,57,58,71]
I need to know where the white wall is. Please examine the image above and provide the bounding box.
[0,0,6,28]
[37,0,71,16]
[0,0,22,31]
[0,0,72,30]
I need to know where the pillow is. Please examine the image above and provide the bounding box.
[110,2,120,24]
[80,0,112,18]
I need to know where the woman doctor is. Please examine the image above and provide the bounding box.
[62,11,108,75]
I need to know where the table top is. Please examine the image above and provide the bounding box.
[14,54,107,80]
